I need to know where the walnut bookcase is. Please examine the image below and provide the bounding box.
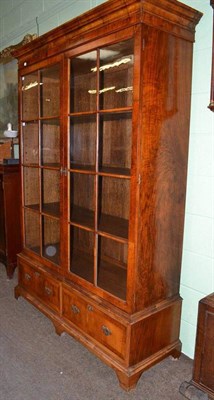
[14,0,202,390]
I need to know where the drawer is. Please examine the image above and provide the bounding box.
[62,286,127,359]
[19,260,42,296]
[19,260,60,312]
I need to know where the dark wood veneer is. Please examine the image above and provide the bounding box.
[0,165,22,278]
[192,294,214,399]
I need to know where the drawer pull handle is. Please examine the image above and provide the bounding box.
[25,273,31,281]
[44,286,52,296]
[102,325,112,336]
[34,271,40,277]
[87,305,93,312]
[71,304,80,314]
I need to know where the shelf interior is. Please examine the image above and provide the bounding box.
[69,226,127,300]
[22,39,134,301]
[70,226,94,283]
[42,202,60,218]
[70,205,95,229]
[98,213,129,239]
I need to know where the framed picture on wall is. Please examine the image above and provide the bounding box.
[0,34,37,140]
[0,58,18,139]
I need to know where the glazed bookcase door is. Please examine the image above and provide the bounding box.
[21,63,62,268]
[68,38,134,302]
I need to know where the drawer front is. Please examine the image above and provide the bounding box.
[19,261,42,296]
[19,260,60,312]
[62,287,127,359]
[41,275,60,312]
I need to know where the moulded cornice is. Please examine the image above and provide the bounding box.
[13,0,202,68]
[0,33,37,64]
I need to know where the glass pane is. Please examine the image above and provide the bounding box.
[70,172,95,229]
[41,119,60,167]
[70,226,94,283]
[22,122,39,165]
[99,39,134,109]
[70,115,96,171]
[70,51,97,113]
[40,64,60,117]
[42,169,60,217]
[22,72,39,120]
[25,209,40,255]
[42,216,60,265]
[99,112,132,175]
[24,167,40,211]
[98,177,130,239]
[97,236,127,300]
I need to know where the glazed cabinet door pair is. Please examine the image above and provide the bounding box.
[21,62,62,268]
[20,30,137,308]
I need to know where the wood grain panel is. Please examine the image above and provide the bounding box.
[135,26,194,310]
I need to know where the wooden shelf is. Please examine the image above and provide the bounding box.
[99,166,130,177]
[26,202,60,217]
[23,163,39,167]
[97,257,127,300]
[70,208,129,240]
[69,164,130,177]
[70,250,127,300]
[70,163,95,172]
[26,203,40,212]
[42,163,60,169]
[98,213,129,240]
[42,202,60,218]
[40,117,60,123]
[70,205,95,229]
[70,251,94,283]
[25,203,60,217]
